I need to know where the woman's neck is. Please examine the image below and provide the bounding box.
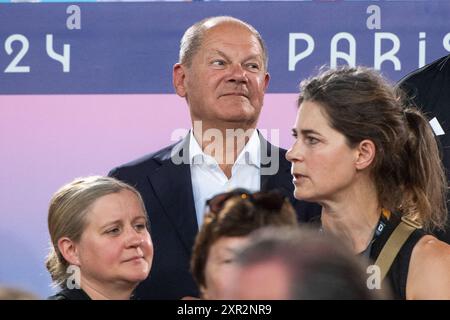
[320,180,381,254]
[80,276,135,300]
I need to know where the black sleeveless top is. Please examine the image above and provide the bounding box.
[47,288,91,300]
[369,213,426,300]
[47,288,139,300]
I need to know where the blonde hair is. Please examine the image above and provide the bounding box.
[0,286,39,300]
[45,176,147,288]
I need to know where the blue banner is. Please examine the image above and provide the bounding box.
[1,2,449,94]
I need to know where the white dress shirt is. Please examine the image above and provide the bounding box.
[189,130,261,227]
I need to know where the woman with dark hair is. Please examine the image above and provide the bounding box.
[286,67,450,299]
[190,189,298,299]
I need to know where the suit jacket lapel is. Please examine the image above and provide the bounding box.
[147,136,198,254]
[260,133,271,190]
[259,133,292,194]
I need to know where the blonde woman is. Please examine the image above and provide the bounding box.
[46,176,153,300]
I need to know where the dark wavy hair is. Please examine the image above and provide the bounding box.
[190,189,298,292]
[298,66,447,232]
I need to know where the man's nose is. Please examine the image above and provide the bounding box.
[227,64,248,83]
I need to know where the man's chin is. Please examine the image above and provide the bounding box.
[217,106,259,124]
[218,117,259,129]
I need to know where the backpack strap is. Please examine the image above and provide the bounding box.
[374,216,421,281]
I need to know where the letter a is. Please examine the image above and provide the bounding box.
[66,5,81,30]
[366,5,381,30]
[366,265,381,290]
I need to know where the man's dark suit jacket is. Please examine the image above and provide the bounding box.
[109,133,321,299]
[398,54,450,244]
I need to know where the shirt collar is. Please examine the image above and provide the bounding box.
[189,129,261,168]
[189,130,210,165]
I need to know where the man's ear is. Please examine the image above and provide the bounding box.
[57,237,80,266]
[173,63,187,98]
[263,72,270,92]
[355,139,376,170]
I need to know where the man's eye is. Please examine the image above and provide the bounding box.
[246,63,260,70]
[211,60,225,67]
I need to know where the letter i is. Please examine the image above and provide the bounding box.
[419,32,426,68]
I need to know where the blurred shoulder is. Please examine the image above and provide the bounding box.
[407,234,450,299]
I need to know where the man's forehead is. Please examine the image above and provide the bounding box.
[203,20,253,38]
[191,19,266,68]
[202,19,246,31]
[201,25,262,52]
